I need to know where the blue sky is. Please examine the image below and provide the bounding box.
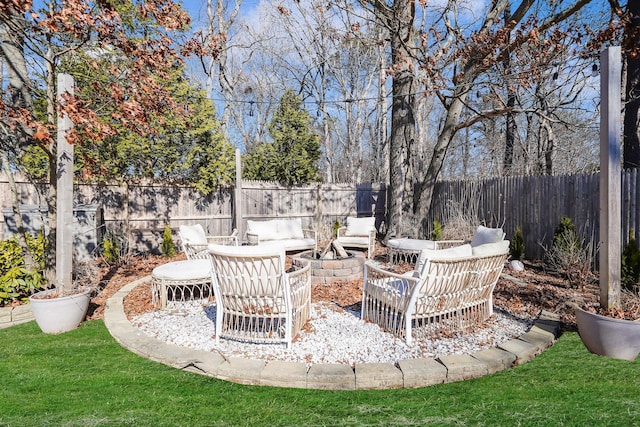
[180,0,262,27]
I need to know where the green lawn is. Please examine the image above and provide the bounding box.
[1,320,638,427]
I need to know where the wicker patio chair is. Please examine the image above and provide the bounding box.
[179,224,238,260]
[208,243,312,348]
[335,216,376,259]
[362,241,509,345]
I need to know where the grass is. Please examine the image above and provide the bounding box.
[1,320,639,427]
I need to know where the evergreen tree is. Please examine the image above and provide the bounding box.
[244,90,320,185]
[68,58,234,193]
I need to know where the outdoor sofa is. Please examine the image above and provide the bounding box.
[246,218,317,252]
[362,226,509,344]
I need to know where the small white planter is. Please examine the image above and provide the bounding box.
[29,287,91,334]
[576,308,640,361]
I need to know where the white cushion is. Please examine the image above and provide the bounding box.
[247,219,280,241]
[247,219,306,241]
[470,225,505,247]
[277,218,304,239]
[336,236,369,246]
[179,224,208,245]
[415,244,473,277]
[472,240,510,257]
[279,238,316,251]
[345,217,375,237]
[152,259,212,280]
[387,238,436,251]
[209,242,286,259]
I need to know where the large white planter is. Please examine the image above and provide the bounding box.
[576,308,640,361]
[29,287,91,334]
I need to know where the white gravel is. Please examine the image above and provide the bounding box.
[131,301,534,367]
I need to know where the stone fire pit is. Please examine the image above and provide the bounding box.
[292,250,366,285]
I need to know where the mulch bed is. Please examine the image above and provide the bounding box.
[84,248,624,334]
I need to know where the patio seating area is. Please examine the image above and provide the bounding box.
[150,223,510,347]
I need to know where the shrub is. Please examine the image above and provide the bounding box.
[510,226,525,260]
[162,225,176,257]
[621,231,640,292]
[0,233,46,306]
[101,229,129,266]
[333,219,341,237]
[544,216,594,287]
[430,220,443,241]
[553,216,580,253]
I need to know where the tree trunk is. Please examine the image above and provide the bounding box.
[624,1,640,170]
[385,0,416,240]
[503,4,516,176]
[0,12,32,111]
[414,90,470,236]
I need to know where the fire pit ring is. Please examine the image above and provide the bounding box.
[292,250,366,286]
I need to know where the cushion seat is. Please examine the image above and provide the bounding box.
[387,238,437,251]
[151,259,213,309]
[335,216,376,258]
[152,259,212,280]
[336,236,370,246]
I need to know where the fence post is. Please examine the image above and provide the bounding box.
[56,73,74,294]
[599,46,622,310]
[234,148,243,238]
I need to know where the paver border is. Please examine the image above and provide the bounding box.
[0,303,34,329]
[103,276,562,390]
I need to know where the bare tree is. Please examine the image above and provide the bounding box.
[366,0,607,237]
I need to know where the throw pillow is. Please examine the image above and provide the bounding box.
[345,217,375,236]
[276,218,305,239]
[179,224,207,245]
[470,225,505,247]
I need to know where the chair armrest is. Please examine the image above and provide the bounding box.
[302,229,318,251]
[364,261,417,282]
[183,243,210,260]
[246,232,260,246]
[302,228,317,240]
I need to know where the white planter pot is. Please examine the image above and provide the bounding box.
[29,287,91,334]
[576,308,640,361]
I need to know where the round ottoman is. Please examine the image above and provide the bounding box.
[151,259,213,309]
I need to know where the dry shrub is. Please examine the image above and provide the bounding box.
[72,257,101,291]
[543,218,597,288]
[441,215,476,240]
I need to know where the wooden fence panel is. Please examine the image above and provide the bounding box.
[426,173,606,260]
[1,172,637,261]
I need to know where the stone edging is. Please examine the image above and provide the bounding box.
[0,304,34,329]
[104,277,562,390]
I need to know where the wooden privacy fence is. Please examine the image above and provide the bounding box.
[0,177,387,254]
[2,171,639,260]
[428,171,640,261]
